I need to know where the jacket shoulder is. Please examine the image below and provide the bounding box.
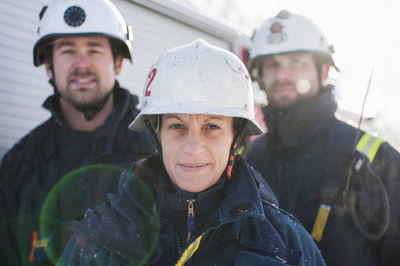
[1,118,53,169]
[247,164,278,205]
[334,118,400,162]
[245,133,267,167]
[247,133,267,153]
[119,87,140,115]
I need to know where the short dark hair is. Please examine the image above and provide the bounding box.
[233,117,251,154]
[108,37,125,62]
[43,36,122,67]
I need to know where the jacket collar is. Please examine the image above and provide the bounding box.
[263,90,337,155]
[153,159,265,227]
[42,81,134,125]
[213,159,265,224]
[41,82,137,161]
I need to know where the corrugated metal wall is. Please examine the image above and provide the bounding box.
[0,0,235,160]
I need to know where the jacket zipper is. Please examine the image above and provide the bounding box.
[186,199,195,244]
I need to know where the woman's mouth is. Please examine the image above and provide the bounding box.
[178,163,209,172]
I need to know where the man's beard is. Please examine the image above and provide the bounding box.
[267,81,297,107]
[63,70,105,112]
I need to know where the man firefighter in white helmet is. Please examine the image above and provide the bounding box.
[246,10,400,266]
[0,0,155,265]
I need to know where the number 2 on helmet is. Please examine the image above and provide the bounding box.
[145,68,157,96]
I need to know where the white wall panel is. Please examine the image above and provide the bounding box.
[0,0,50,159]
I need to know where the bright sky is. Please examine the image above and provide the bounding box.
[210,0,400,146]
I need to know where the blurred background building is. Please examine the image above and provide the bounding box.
[1,0,399,160]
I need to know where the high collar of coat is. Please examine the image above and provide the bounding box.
[141,158,266,227]
[42,81,137,127]
[263,90,337,155]
[40,82,139,160]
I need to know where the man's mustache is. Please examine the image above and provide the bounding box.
[67,70,98,81]
[271,82,294,90]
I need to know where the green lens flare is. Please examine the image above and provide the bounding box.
[35,164,159,265]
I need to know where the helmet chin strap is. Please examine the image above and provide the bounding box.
[226,121,247,179]
[75,89,113,121]
[49,78,114,121]
[143,115,163,159]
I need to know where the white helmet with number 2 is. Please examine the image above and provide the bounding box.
[249,10,335,73]
[33,0,133,66]
[129,39,264,136]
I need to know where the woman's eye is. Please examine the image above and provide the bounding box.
[169,124,183,130]
[206,124,220,130]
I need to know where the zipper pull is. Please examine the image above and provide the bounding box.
[186,199,195,244]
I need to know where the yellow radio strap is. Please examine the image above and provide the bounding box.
[311,133,384,242]
[175,234,204,266]
[311,204,331,242]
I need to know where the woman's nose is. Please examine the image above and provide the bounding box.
[182,131,204,156]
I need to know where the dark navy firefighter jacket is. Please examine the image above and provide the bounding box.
[58,157,326,265]
[0,84,156,265]
[246,90,400,266]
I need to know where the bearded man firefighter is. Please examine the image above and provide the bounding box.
[0,0,155,265]
[246,9,400,266]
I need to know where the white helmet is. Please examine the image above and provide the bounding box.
[33,0,133,66]
[249,10,335,73]
[129,39,264,136]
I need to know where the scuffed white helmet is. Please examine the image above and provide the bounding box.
[33,0,133,66]
[249,10,335,74]
[129,39,264,136]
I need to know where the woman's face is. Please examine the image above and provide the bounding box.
[159,114,234,192]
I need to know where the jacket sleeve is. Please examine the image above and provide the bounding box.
[57,234,134,266]
[373,142,400,265]
[0,148,20,221]
[282,216,326,266]
[57,173,160,265]
[263,204,326,266]
[0,149,25,266]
